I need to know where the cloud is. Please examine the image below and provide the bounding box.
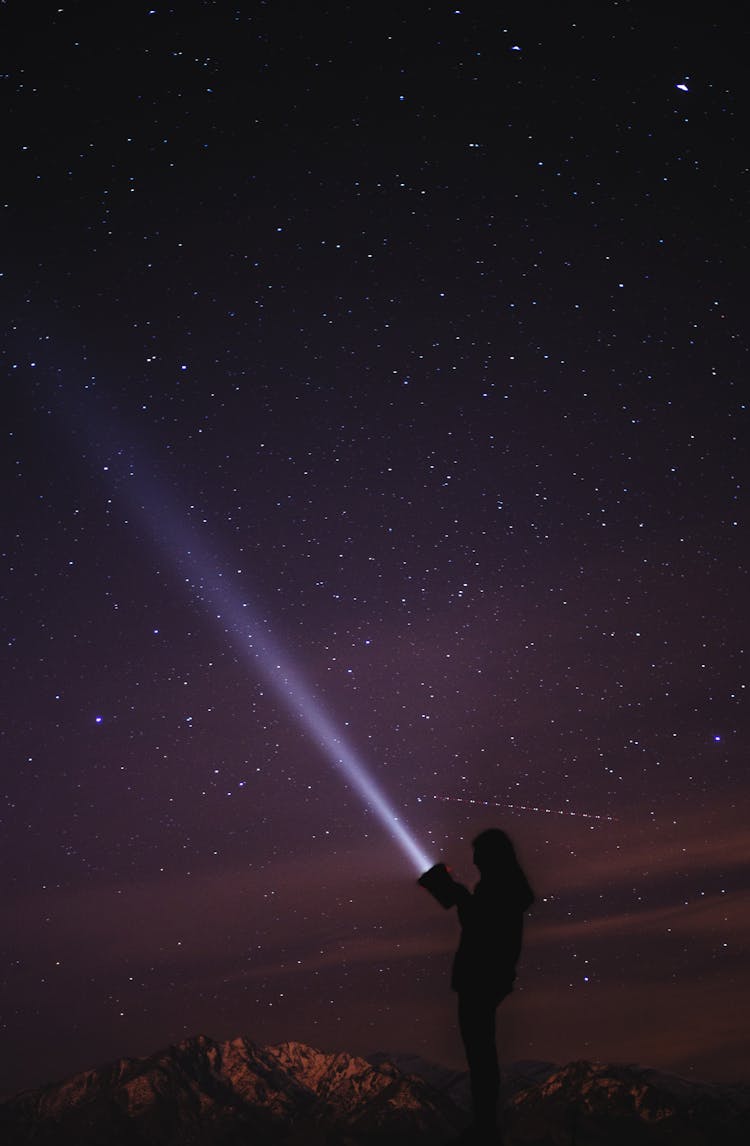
[528,886,747,945]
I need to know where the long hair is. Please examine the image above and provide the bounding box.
[473,828,535,910]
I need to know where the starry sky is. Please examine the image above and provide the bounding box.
[3,2,748,1096]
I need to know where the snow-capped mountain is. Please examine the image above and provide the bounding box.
[1,1033,748,1145]
[505,1058,750,1145]
[0,1033,463,1144]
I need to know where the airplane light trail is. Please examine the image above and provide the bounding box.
[422,794,618,822]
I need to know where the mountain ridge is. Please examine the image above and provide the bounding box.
[2,1032,748,1145]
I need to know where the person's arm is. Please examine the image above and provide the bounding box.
[418,863,470,909]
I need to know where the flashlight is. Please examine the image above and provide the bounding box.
[418,862,458,908]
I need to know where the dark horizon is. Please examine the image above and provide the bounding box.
[3,2,748,1097]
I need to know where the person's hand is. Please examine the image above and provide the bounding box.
[418,862,458,908]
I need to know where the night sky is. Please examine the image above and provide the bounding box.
[3,2,748,1096]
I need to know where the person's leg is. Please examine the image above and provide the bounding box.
[457,993,500,1133]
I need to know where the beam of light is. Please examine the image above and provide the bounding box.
[422,794,618,823]
[81,416,433,875]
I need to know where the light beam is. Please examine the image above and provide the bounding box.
[86,420,433,874]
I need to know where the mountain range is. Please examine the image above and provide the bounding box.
[2,1032,748,1145]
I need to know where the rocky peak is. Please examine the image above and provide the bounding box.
[2,1037,748,1146]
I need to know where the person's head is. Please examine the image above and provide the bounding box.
[472,828,517,875]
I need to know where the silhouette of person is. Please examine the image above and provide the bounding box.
[419,829,534,1144]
